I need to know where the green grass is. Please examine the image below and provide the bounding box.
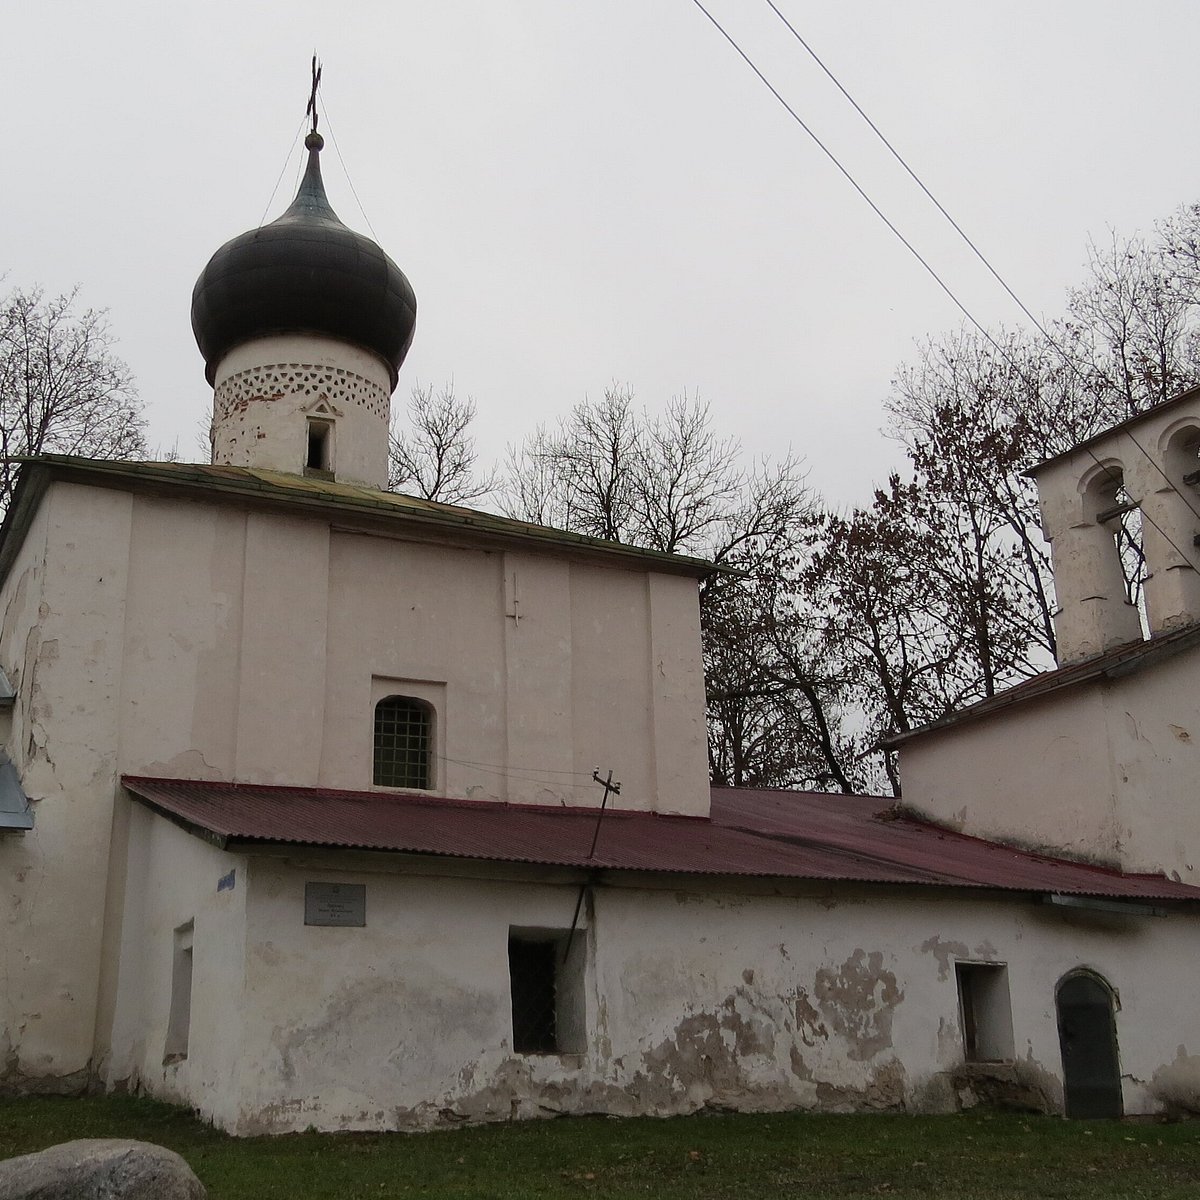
[3,1097,1200,1199]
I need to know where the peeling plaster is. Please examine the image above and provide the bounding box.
[813,950,904,1062]
[793,989,828,1048]
[813,1058,906,1111]
[920,936,970,981]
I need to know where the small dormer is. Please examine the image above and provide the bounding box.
[1030,386,1200,664]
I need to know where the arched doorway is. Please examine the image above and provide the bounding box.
[1056,972,1122,1118]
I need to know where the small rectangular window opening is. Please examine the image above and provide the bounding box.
[374,696,433,789]
[956,961,1014,1063]
[305,419,333,475]
[164,920,194,1064]
[508,928,586,1055]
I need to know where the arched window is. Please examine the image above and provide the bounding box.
[373,696,433,789]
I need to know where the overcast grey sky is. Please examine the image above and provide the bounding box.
[6,1,1200,508]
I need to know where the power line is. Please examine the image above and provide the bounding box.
[434,754,598,792]
[689,0,1200,575]
[437,751,594,781]
[258,115,307,228]
[317,95,382,244]
[763,1,1055,349]
[687,0,1000,357]
[760,0,1200,534]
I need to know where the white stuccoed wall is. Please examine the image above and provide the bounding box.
[0,484,132,1090]
[899,641,1200,880]
[106,494,708,811]
[210,334,393,489]
[105,808,247,1131]
[0,474,709,1092]
[109,834,1200,1133]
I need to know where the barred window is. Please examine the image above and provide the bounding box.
[508,928,587,1055]
[373,696,433,789]
[509,937,559,1053]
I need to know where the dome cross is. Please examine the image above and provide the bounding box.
[306,55,322,136]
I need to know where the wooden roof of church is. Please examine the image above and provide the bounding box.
[122,776,1200,904]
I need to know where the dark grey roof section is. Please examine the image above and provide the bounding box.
[0,752,32,832]
[885,621,1200,748]
[0,668,15,708]
[191,132,417,387]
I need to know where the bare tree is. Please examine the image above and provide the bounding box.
[0,286,145,510]
[503,387,829,787]
[1065,232,1200,416]
[501,386,640,541]
[855,222,1200,785]
[502,387,809,560]
[388,383,495,505]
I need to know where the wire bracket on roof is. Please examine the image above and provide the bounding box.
[564,767,622,960]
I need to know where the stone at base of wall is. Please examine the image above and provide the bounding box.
[0,1139,206,1200]
[0,1065,93,1100]
[949,1061,1059,1114]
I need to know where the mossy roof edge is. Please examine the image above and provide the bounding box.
[0,455,724,579]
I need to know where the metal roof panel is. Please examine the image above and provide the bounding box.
[120,777,1200,903]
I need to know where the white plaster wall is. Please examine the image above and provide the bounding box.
[900,689,1120,866]
[52,490,707,813]
[901,640,1200,880]
[211,334,393,489]
[105,805,247,1129]
[117,497,246,779]
[166,852,1200,1134]
[318,532,707,814]
[0,483,132,1090]
[1105,648,1200,875]
[0,475,709,1089]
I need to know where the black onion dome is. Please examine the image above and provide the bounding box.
[191,132,417,386]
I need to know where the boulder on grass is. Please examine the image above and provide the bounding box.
[0,1138,205,1200]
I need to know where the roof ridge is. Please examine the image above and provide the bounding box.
[120,775,711,823]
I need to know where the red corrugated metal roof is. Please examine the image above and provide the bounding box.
[120,776,1200,903]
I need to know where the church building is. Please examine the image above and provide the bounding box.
[4,122,1200,1133]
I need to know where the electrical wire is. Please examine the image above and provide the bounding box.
[688,0,997,355]
[437,752,595,781]
[258,115,307,228]
[434,754,599,792]
[761,0,1200,533]
[690,0,1200,575]
[763,1,1054,348]
[317,95,382,244]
